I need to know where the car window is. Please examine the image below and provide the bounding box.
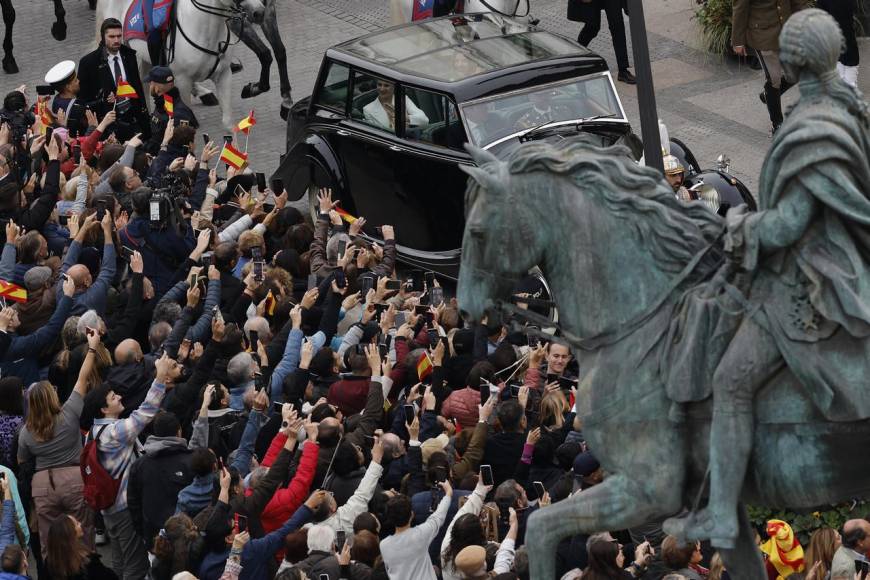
[403,87,466,150]
[314,62,351,114]
[351,71,398,135]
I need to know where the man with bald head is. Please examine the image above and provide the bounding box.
[55,211,116,316]
[103,338,156,417]
[832,519,870,579]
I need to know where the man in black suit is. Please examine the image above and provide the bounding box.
[567,0,636,84]
[78,18,151,141]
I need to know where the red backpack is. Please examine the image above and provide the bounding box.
[80,425,121,512]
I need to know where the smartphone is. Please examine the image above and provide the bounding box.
[271,178,284,194]
[121,245,136,261]
[272,401,283,413]
[178,119,190,127]
[149,197,161,225]
[394,311,406,328]
[336,530,347,553]
[559,377,578,391]
[249,330,259,354]
[337,239,347,261]
[96,199,107,221]
[480,465,494,486]
[71,143,81,164]
[533,481,546,500]
[378,343,388,359]
[385,279,402,291]
[430,287,444,308]
[187,270,198,288]
[528,330,540,348]
[335,269,346,289]
[361,276,374,296]
[403,404,415,424]
[253,260,265,282]
[212,305,224,324]
[411,270,425,292]
[236,515,247,533]
[307,273,318,291]
[36,85,53,97]
[202,133,210,145]
[45,126,54,144]
[425,271,435,289]
[509,383,521,398]
[320,575,330,580]
[427,328,439,345]
[256,172,267,193]
[223,135,233,145]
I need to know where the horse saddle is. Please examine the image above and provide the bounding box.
[123,0,174,43]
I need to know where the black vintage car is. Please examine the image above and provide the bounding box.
[273,13,642,279]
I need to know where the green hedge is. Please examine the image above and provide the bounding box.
[747,502,870,546]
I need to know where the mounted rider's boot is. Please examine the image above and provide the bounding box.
[280,91,293,120]
[2,54,18,74]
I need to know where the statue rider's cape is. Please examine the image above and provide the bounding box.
[676,93,870,422]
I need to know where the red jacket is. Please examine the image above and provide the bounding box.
[328,376,371,416]
[442,387,480,429]
[258,433,319,535]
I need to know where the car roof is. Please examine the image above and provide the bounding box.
[330,13,608,98]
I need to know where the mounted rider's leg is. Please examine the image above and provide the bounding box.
[673,315,782,548]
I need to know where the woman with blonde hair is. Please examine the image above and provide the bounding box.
[708,553,730,580]
[805,526,840,580]
[17,328,102,554]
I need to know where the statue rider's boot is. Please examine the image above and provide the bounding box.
[763,81,784,134]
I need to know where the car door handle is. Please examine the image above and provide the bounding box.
[389,145,403,152]
[337,130,350,136]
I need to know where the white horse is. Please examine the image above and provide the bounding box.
[390,0,533,25]
[97,0,265,130]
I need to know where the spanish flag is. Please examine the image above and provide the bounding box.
[163,94,174,117]
[37,100,53,132]
[334,207,357,224]
[219,142,248,170]
[0,279,27,304]
[263,290,276,316]
[234,110,256,134]
[116,79,138,99]
[416,352,433,381]
[761,520,804,580]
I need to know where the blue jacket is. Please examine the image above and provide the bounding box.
[120,216,195,297]
[175,474,215,518]
[0,295,72,385]
[56,241,116,316]
[198,504,313,580]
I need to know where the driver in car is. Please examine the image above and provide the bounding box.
[515,90,573,130]
[363,79,429,131]
[664,153,691,202]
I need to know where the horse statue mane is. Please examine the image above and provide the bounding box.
[464,137,724,276]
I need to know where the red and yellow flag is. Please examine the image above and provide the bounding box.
[416,352,433,381]
[234,109,256,134]
[116,79,138,99]
[334,207,357,224]
[163,94,174,117]
[36,100,54,133]
[219,142,248,170]
[0,279,27,303]
[761,520,804,580]
[263,290,276,316]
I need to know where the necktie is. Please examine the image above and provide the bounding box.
[113,56,123,84]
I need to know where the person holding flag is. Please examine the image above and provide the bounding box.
[44,61,87,136]
[143,66,198,155]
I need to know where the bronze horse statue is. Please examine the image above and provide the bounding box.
[456,138,870,579]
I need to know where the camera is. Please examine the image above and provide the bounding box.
[0,109,35,144]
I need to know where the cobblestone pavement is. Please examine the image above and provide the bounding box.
[3,0,869,193]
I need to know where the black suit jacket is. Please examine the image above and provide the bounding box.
[78,44,150,138]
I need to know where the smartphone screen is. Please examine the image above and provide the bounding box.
[253,260,265,282]
[510,384,521,398]
[425,271,435,289]
[336,530,346,553]
[307,273,318,291]
[96,200,107,221]
[361,276,374,296]
[411,270,424,292]
[533,481,546,499]
[149,199,161,223]
[272,401,283,413]
[394,311,406,328]
[335,270,346,289]
[430,287,444,308]
[427,328,438,345]
[249,330,259,353]
[403,404,415,425]
[256,172,266,193]
[385,279,402,291]
[378,343,387,359]
[337,240,347,261]
[480,465,494,486]
[202,133,210,145]
[45,126,54,144]
[271,178,284,193]
[237,515,248,533]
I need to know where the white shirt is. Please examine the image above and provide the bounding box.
[107,52,127,85]
[381,494,451,580]
[363,96,429,131]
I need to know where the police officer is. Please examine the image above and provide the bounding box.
[731,0,811,133]
[144,66,198,155]
[45,61,87,137]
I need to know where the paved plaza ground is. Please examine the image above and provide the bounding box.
[5,0,869,193]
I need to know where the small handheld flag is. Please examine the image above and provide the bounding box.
[234,110,256,134]
[0,279,27,304]
[37,100,54,132]
[116,79,138,99]
[263,290,276,316]
[416,352,433,381]
[334,207,357,224]
[219,142,248,170]
[163,94,174,117]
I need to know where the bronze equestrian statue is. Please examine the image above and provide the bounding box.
[456,9,870,579]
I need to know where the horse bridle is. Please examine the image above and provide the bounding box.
[475,0,531,18]
[171,0,247,78]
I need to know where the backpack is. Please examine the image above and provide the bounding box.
[80,425,121,512]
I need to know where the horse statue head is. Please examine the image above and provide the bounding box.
[458,136,722,343]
